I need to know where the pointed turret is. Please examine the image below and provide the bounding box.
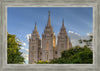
[57,19,72,58]
[61,19,66,30]
[42,11,56,61]
[32,22,39,38]
[59,19,67,36]
[62,19,65,28]
[43,11,54,34]
[47,11,51,27]
[29,22,41,64]
[34,22,37,32]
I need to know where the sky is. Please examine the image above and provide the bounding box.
[7,7,93,64]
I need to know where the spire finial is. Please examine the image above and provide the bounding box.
[34,22,37,31]
[47,11,51,26]
[62,19,64,27]
[48,11,50,16]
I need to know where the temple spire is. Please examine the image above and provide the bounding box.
[47,11,51,26]
[59,19,67,35]
[61,19,65,29]
[34,22,37,31]
[49,11,50,16]
[44,11,54,34]
[62,19,64,27]
[32,22,40,37]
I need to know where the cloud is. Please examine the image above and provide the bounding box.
[69,32,92,47]
[75,33,80,36]
[71,39,86,47]
[87,32,93,36]
[26,34,31,41]
[68,30,80,36]
[21,47,25,49]
[68,31,74,34]
[69,32,81,40]
[25,57,28,61]
[25,49,29,52]
[20,47,29,52]
[22,53,28,61]
[23,42,26,46]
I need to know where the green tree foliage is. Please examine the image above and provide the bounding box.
[79,35,93,47]
[7,33,25,64]
[50,46,93,64]
[35,35,93,64]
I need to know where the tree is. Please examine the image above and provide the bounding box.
[7,33,25,64]
[79,35,93,47]
[68,46,93,64]
[50,46,93,64]
[35,35,93,64]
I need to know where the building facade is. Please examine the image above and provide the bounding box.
[57,20,72,58]
[29,11,72,64]
[29,24,41,64]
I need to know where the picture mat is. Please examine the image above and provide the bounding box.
[0,0,99,71]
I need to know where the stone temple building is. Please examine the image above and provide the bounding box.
[29,11,72,64]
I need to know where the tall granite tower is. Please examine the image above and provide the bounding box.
[41,11,56,61]
[29,23,41,64]
[57,20,72,58]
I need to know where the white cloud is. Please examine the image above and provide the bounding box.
[25,49,29,52]
[20,47,29,52]
[75,33,80,36]
[22,53,28,60]
[71,39,86,47]
[87,32,93,36]
[68,31,81,47]
[26,34,31,41]
[23,42,26,46]
[69,32,92,47]
[68,31,74,34]
[21,47,25,49]
[68,31,80,36]
[25,57,28,61]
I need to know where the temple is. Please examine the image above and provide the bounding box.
[29,11,72,64]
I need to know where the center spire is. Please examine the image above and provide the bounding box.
[62,19,65,28]
[47,11,51,26]
[34,22,37,31]
[48,11,50,16]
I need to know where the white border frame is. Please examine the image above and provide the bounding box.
[0,0,99,71]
